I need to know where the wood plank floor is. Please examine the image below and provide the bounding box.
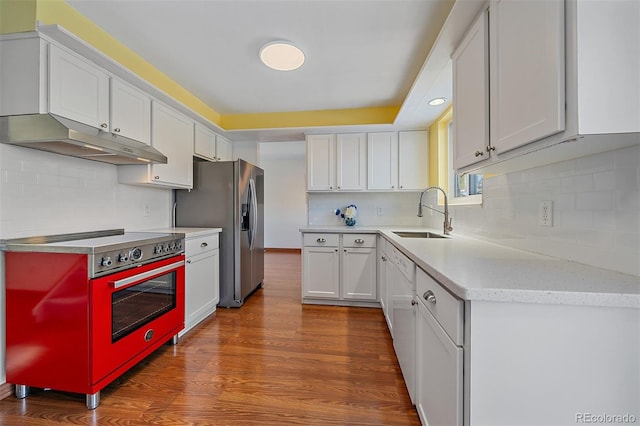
[0,252,419,425]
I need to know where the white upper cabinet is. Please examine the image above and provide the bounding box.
[49,44,110,131]
[336,133,366,191]
[110,78,151,145]
[307,134,336,191]
[453,0,639,174]
[307,133,366,191]
[452,9,490,170]
[194,125,233,162]
[194,123,217,161]
[215,135,232,161]
[119,102,194,189]
[367,131,429,190]
[489,0,565,154]
[398,130,429,190]
[367,132,398,190]
[149,102,193,188]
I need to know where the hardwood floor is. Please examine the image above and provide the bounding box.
[0,252,419,425]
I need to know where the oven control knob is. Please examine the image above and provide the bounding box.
[163,244,170,252]
[154,245,162,254]
[130,248,143,261]
[118,253,128,262]
[101,257,112,267]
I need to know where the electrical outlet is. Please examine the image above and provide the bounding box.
[539,200,552,227]
[377,205,384,216]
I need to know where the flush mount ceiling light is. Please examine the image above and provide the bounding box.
[428,97,447,106]
[259,41,305,71]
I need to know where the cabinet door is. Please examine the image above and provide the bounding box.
[416,302,463,426]
[110,79,151,145]
[150,102,194,188]
[194,123,217,161]
[215,135,233,161]
[303,246,340,298]
[182,250,219,336]
[398,131,429,190]
[307,134,336,191]
[452,9,490,170]
[336,133,366,191]
[490,0,565,153]
[49,44,109,130]
[341,248,376,300]
[367,132,398,190]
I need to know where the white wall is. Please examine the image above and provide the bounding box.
[260,141,307,248]
[232,141,259,166]
[436,145,640,276]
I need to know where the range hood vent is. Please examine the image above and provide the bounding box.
[0,114,167,165]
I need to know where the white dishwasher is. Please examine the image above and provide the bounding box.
[415,267,464,426]
[390,246,416,403]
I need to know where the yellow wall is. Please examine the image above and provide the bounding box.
[1,0,401,131]
[428,105,452,190]
[222,106,399,130]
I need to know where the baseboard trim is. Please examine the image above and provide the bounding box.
[264,248,301,254]
[0,382,13,400]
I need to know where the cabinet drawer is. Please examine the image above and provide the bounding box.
[186,233,219,256]
[392,246,415,284]
[343,233,376,248]
[416,267,463,346]
[303,233,340,247]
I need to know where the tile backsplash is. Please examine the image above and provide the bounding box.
[308,191,424,227]
[440,145,640,276]
[0,145,172,239]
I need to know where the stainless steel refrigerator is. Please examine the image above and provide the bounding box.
[175,159,264,308]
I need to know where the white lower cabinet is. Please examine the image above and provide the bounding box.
[377,236,392,333]
[302,232,377,305]
[181,229,220,337]
[415,267,463,426]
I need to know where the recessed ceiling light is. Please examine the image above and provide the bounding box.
[259,41,305,71]
[428,97,447,106]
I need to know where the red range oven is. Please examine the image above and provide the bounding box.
[2,229,185,409]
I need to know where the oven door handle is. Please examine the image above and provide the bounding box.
[110,260,185,289]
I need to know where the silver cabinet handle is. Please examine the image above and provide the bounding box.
[114,128,121,133]
[411,299,417,306]
[423,290,436,304]
[475,150,484,157]
[354,238,365,244]
[486,145,495,152]
[381,256,387,261]
[100,123,108,129]
[317,238,326,243]
[200,242,208,247]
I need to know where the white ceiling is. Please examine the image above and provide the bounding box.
[65,0,483,141]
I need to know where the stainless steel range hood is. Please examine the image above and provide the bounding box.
[0,114,167,165]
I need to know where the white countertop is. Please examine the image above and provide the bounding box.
[300,226,640,308]
[144,227,222,238]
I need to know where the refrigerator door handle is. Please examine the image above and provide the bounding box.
[249,178,258,250]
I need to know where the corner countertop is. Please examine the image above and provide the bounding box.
[299,226,640,308]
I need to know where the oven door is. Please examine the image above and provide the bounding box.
[89,255,185,388]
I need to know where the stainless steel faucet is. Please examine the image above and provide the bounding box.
[417,186,453,235]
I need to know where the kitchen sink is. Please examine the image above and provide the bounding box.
[392,231,449,239]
